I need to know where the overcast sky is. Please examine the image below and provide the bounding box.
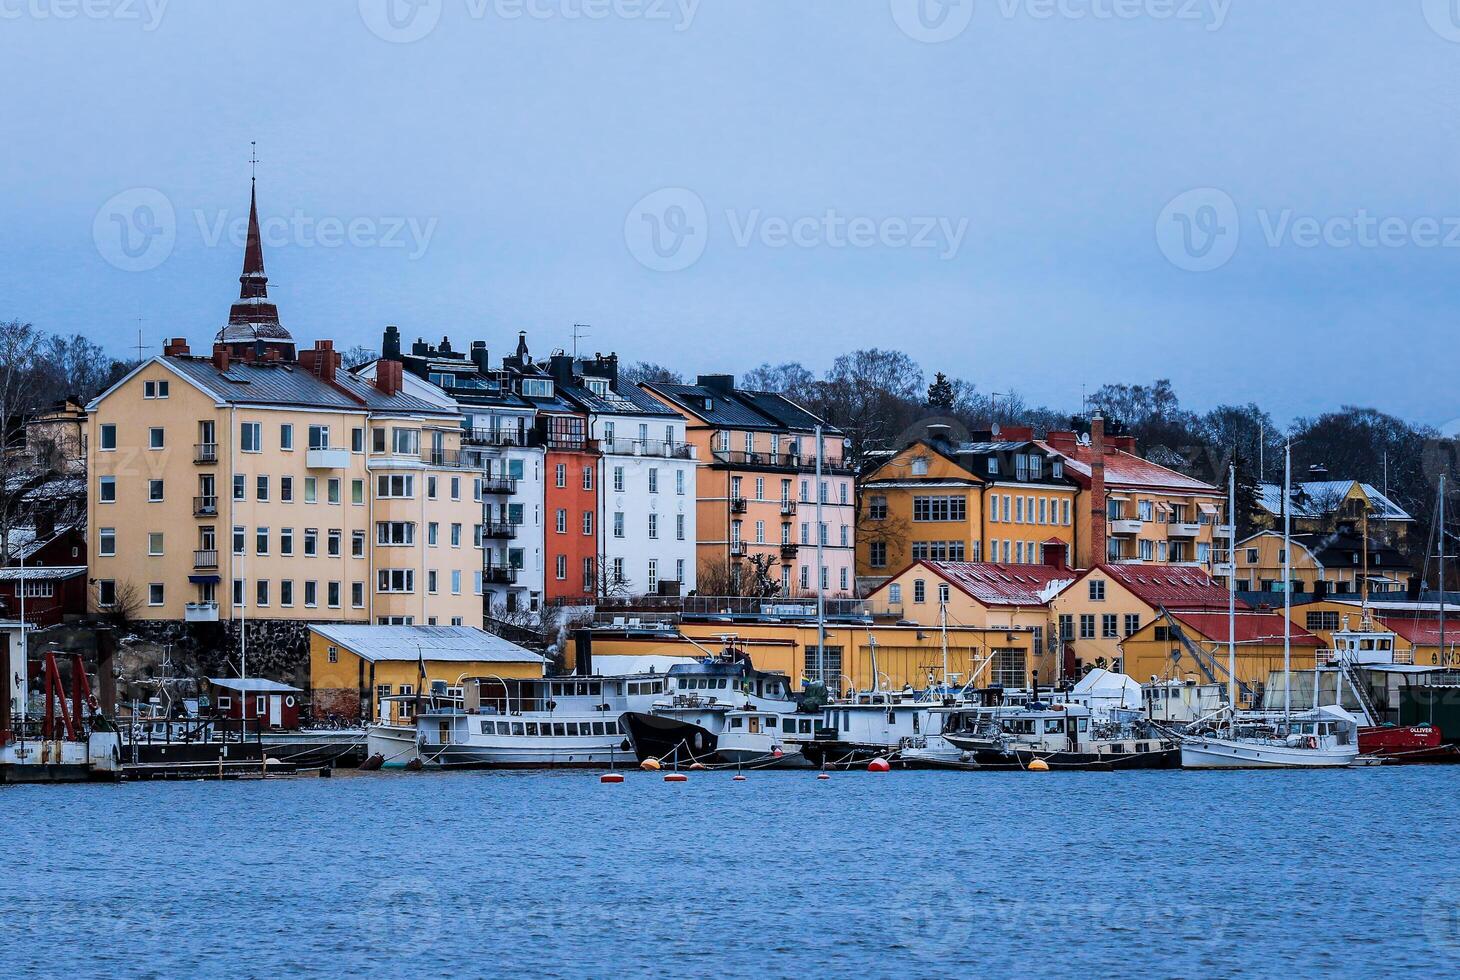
[5,0,1460,427]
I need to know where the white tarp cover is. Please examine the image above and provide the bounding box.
[1070,667,1144,710]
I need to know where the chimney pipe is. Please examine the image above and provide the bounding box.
[212,344,231,372]
[1089,413,1107,566]
[163,337,190,357]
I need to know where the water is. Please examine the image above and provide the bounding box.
[6,768,1459,977]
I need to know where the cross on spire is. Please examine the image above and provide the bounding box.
[249,140,258,184]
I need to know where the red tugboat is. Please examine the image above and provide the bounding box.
[1321,616,1460,763]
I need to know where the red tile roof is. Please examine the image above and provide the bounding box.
[1172,611,1322,647]
[900,560,1078,607]
[1038,441,1218,495]
[1098,563,1235,610]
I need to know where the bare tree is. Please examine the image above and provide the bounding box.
[620,361,683,386]
[0,320,47,559]
[596,557,634,599]
[341,344,377,370]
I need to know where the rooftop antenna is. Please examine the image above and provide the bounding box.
[134,316,147,362]
[572,323,590,359]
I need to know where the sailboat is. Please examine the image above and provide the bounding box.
[1180,445,1360,769]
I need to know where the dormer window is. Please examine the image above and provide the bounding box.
[521,378,553,398]
[988,457,999,475]
[1029,456,1042,480]
[586,378,609,396]
[1052,459,1063,480]
[428,372,453,388]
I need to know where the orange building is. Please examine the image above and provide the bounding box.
[642,376,856,597]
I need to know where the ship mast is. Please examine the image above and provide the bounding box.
[1227,462,1237,733]
[1283,440,1292,724]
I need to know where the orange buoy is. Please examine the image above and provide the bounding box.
[664,772,689,782]
[1028,758,1050,772]
[817,772,831,780]
[867,757,892,773]
[640,757,661,771]
[600,773,625,783]
[689,762,707,770]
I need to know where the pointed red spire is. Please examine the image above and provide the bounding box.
[239,179,268,299]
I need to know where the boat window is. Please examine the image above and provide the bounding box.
[783,718,796,733]
[887,710,896,724]
[913,714,920,734]
[525,723,539,736]
[678,678,687,689]
[588,722,601,735]
[801,720,813,734]
[553,723,566,736]
[842,712,851,732]
[731,716,743,729]
[576,682,588,696]
[590,682,601,696]
[1044,719,1062,734]
[480,721,491,734]
[508,722,521,736]
[1077,718,1089,732]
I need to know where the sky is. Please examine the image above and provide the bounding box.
[3,0,1460,428]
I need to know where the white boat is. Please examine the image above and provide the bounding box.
[416,672,672,769]
[714,706,815,768]
[365,694,433,768]
[1180,706,1360,769]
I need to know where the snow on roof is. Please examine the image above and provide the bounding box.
[309,624,548,664]
[1256,481,1412,522]
[901,560,1077,606]
[0,565,86,581]
[1098,564,1234,610]
[585,655,701,677]
[1038,441,1219,495]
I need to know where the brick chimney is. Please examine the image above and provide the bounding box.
[163,337,190,357]
[1045,429,1078,453]
[1041,538,1068,570]
[299,339,339,384]
[375,359,403,396]
[1089,413,1107,566]
[211,344,230,372]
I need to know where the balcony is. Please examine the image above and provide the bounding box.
[425,449,488,471]
[1109,518,1143,536]
[711,450,857,475]
[194,443,218,464]
[184,602,219,623]
[1168,522,1201,538]
[730,497,749,514]
[485,566,519,585]
[193,495,219,517]
[464,428,527,448]
[306,447,350,469]
[602,437,695,459]
[483,522,518,540]
[193,549,219,569]
[729,541,747,557]
[480,475,519,495]
[780,543,799,560]
[1211,523,1235,538]
[780,499,797,516]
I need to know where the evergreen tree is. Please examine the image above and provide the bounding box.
[927,371,955,410]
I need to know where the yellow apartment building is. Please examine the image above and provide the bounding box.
[641,376,857,598]
[308,623,548,722]
[1234,529,1413,596]
[857,427,1079,580]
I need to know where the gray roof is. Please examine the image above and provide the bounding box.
[207,677,303,693]
[557,378,679,419]
[1257,481,1412,521]
[644,382,837,434]
[163,357,454,415]
[308,624,548,664]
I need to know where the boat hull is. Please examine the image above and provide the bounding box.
[1358,724,1460,763]
[1181,736,1359,769]
[429,740,634,769]
[620,712,718,765]
[365,724,421,768]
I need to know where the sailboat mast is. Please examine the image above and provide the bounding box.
[814,425,826,691]
[1228,462,1237,718]
[1283,439,1292,723]
[1441,475,1447,663]
[940,598,949,693]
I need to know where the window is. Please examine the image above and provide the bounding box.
[555,509,567,534]
[649,468,659,494]
[913,579,926,603]
[99,424,117,450]
[352,427,365,453]
[427,570,438,594]
[1102,614,1118,638]
[675,514,685,541]
[99,527,116,556]
[254,475,268,502]
[1246,548,1260,564]
[304,477,317,504]
[256,527,269,555]
[281,527,294,556]
[352,480,364,505]
[1125,614,1141,636]
[1058,614,1074,641]
[555,463,566,488]
[307,424,330,450]
[96,580,116,606]
[256,579,270,606]
[352,530,366,558]
[648,514,658,539]
[938,583,950,603]
[869,495,888,520]
[991,649,1025,688]
[869,541,886,568]
[1307,611,1340,631]
[327,479,340,504]
[613,512,625,538]
[376,522,416,546]
[275,423,293,451]
[583,511,593,535]
[328,582,341,608]
[327,530,342,557]
[148,427,164,450]
[451,523,462,547]
[428,522,439,546]
[148,583,164,606]
[1079,614,1095,639]
[377,474,414,498]
[613,466,625,492]
[233,526,246,555]
[391,428,420,455]
[148,479,164,502]
[143,379,169,399]
[451,570,461,594]
[377,569,415,593]
[241,422,262,453]
[427,477,438,500]
[280,476,294,502]
[676,470,685,495]
[99,476,115,503]
[351,582,364,608]
[303,529,318,557]
[304,581,318,607]
[583,466,594,490]
[556,554,567,580]
[911,495,966,522]
[1088,579,1106,601]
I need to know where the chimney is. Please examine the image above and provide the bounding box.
[1308,463,1329,481]
[1089,413,1107,566]
[375,359,402,397]
[439,336,453,355]
[1041,539,1068,570]
[1045,429,1078,452]
[999,425,1034,441]
[382,325,402,361]
[163,337,190,357]
[1111,434,1138,453]
[548,354,575,385]
[412,338,429,357]
[470,341,490,374]
[698,374,735,394]
[211,344,231,372]
[299,339,340,384]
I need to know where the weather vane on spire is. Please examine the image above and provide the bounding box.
[249,140,258,184]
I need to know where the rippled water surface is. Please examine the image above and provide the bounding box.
[6,767,1460,977]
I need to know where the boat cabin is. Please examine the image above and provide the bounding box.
[463,673,669,715]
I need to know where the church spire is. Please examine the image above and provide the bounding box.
[217,144,295,360]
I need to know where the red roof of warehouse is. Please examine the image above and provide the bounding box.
[878,560,1078,606]
[1171,611,1322,647]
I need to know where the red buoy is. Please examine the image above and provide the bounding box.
[600,773,625,784]
[867,758,891,773]
[688,762,707,770]
[664,772,689,782]
[817,772,831,780]
[732,773,747,781]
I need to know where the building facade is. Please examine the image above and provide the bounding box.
[642,375,853,598]
[1234,528,1413,597]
